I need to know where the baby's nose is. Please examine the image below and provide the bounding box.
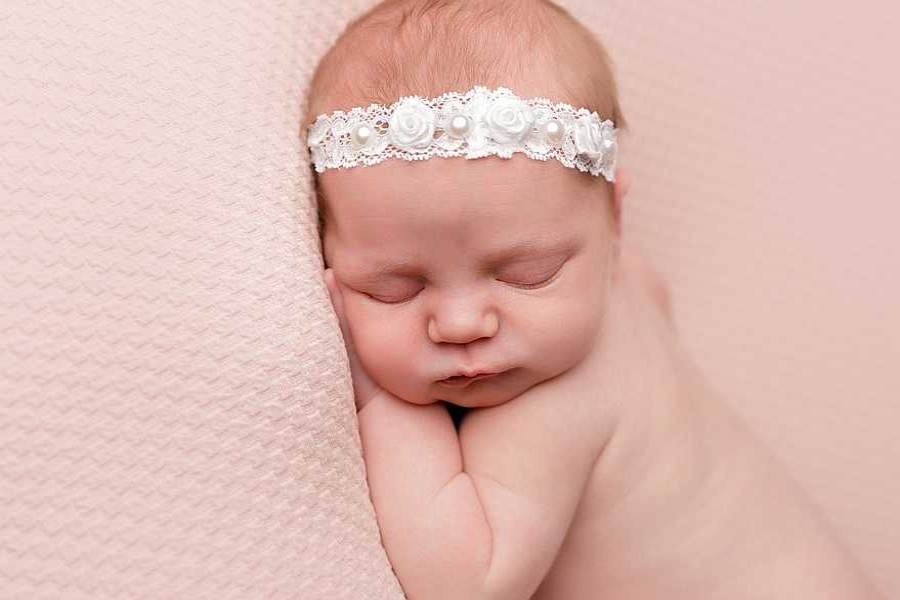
[427,301,499,345]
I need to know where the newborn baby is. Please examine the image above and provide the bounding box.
[307,0,623,410]
[304,1,629,598]
[305,3,889,599]
[313,108,616,410]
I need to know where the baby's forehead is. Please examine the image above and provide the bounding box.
[320,154,597,214]
[319,160,603,262]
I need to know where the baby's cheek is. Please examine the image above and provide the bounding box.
[535,295,602,376]
[347,303,413,382]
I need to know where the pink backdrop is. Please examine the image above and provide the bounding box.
[585,1,900,595]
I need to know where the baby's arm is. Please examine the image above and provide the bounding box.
[325,265,597,598]
[358,371,608,600]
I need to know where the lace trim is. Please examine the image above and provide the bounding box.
[306,85,617,182]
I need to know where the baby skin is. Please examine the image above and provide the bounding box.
[321,161,883,600]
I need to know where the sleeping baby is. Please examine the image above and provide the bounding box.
[303,1,886,599]
[307,0,622,410]
[304,0,632,597]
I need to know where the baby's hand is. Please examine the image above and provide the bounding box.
[324,267,384,412]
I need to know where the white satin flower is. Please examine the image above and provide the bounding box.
[484,96,535,145]
[388,97,436,150]
[600,120,616,154]
[573,114,606,161]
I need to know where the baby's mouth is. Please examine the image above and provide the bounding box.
[437,372,503,387]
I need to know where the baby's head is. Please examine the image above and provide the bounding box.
[305,0,629,408]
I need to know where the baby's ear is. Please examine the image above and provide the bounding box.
[611,167,630,233]
[613,167,630,205]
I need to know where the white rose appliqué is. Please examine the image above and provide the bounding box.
[484,96,535,145]
[574,114,610,162]
[388,97,436,150]
[599,120,616,161]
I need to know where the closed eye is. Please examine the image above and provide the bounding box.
[361,287,422,305]
[360,260,568,304]
[498,261,566,290]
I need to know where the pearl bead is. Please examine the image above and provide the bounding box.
[447,114,471,138]
[351,123,373,146]
[544,119,566,145]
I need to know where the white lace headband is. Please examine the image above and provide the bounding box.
[306,85,618,182]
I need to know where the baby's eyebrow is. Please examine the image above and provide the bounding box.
[482,236,578,265]
[365,258,420,279]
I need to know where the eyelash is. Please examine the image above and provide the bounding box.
[364,264,565,305]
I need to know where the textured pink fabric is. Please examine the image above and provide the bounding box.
[0,1,404,598]
[1,0,896,598]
